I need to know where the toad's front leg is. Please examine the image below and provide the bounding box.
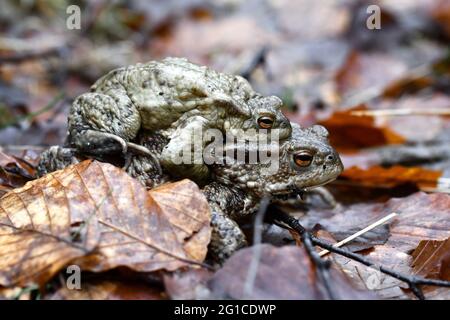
[208,203,248,263]
[203,182,257,263]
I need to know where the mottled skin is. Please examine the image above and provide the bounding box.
[38,124,343,262]
[132,123,342,261]
[68,57,292,183]
[204,124,343,261]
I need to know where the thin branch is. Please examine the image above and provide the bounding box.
[301,231,336,299]
[319,212,398,257]
[350,108,450,117]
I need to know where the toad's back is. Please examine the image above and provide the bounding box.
[89,57,255,130]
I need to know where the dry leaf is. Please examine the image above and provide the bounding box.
[0,151,36,176]
[0,160,211,287]
[326,192,450,299]
[371,95,450,143]
[430,0,450,38]
[0,150,37,196]
[319,106,405,151]
[207,244,375,300]
[47,279,165,300]
[411,237,450,281]
[340,165,442,189]
[164,268,213,300]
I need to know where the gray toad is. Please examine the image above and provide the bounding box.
[38,124,343,262]
[203,123,343,261]
[133,123,343,261]
[68,57,292,183]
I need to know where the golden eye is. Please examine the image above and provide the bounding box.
[294,151,313,167]
[257,115,274,129]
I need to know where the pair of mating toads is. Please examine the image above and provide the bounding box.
[38,57,343,262]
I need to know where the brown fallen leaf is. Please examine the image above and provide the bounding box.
[382,76,434,99]
[340,165,442,189]
[0,160,211,287]
[0,168,29,197]
[319,106,405,152]
[0,150,36,174]
[46,279,165,300]
[207,244,375,300]
[411,237,450,281]
[164,268,213,300]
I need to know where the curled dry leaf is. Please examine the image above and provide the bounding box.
[0,150,37,196]
[0,160,211,287]
[207,244,375,300]
[0,151,36,176]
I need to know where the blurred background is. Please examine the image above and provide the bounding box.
[0,0,449,196]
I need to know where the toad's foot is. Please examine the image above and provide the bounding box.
[125,154,168,189]
[71,129,128,155]
[126,142,162,176]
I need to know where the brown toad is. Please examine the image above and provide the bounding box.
[67,57,292,183]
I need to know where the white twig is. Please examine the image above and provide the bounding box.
[350,108,450,117]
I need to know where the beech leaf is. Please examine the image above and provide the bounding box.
[0,160,211,287]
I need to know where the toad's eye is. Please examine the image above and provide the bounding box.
[257,115,275,129]
[293,151,313,167]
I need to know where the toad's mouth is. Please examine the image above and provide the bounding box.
[269,176,338,199]
[302,177,338,191]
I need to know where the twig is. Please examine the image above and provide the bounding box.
[318,212,398,257]
[243,196,270,298]
[350,108,450,117]
[301,231,336,299]
[274,209,450,300]
[239,46,268,80]
[268,206,336,299]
